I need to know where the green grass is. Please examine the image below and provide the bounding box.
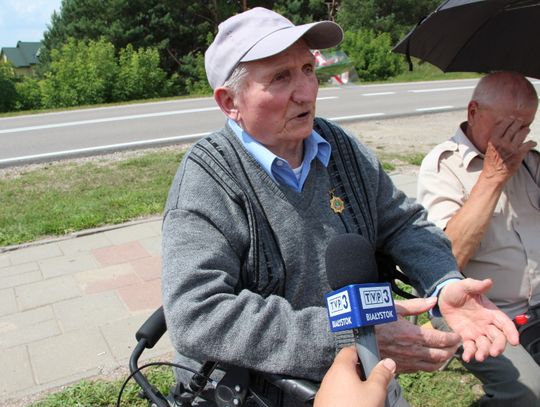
[400,360,482,406]
[0,147,408,247]
[0,149,185,247]
[378,60,481,84]
[30,365,175,407]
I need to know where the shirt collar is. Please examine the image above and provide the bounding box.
[227,119,331,179]
[452,122,482,170]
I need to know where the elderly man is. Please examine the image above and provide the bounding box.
[162,8,518,406]
[417,71,540,405]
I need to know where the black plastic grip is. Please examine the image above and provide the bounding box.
[135,306,167,349]
[262,373,319,404]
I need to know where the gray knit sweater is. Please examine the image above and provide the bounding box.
[161,117,460,384]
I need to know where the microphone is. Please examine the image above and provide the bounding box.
[324,234,398,405]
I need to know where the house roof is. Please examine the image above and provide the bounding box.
[0,41,42,68]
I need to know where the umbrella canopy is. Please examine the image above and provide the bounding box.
[393,0,540,79]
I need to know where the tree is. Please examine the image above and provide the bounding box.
[42,0,272,78]
[336,0,440,41]
[273,0,328,24]
[42,0,331,80]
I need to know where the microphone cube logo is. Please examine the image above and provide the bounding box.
[359,286,392,309]
[327,290,351,317]
[325,283,397,332]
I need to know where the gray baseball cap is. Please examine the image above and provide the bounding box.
[204,7,343,89]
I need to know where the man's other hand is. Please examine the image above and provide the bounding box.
[439,278,520,362]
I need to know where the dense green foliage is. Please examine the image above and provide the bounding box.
[41,38,117,107]
[0,62,17,112]
[0,0,451,113]
[113,45,169,101]
[341,29,405,81]
[336,0,440,41]
[41,0,329,77]
[4,38,172,110]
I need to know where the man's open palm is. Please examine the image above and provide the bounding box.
[438,278,519,362]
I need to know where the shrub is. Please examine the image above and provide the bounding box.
[0,62,17,112]
[15,76,42,111]
[41,38,118,108]
[340,29,405,82]
[113,45,168,101]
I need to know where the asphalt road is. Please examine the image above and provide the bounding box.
[1,77,538,167]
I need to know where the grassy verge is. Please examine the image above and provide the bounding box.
[30,365,175,407]
[0,147,424,247]
[28,354,481,407]
[0,149,185,247]
[375,60,481,84]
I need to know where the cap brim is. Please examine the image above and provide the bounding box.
[241,21,343,62]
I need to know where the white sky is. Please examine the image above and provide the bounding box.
[0,0,62,48]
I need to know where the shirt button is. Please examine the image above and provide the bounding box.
[276,160,284,167]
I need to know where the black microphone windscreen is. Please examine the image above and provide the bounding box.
[325,233,378,290]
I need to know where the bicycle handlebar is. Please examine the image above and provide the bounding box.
[136,306,167,348]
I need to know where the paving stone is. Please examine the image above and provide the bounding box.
[139,235,162,256]
[54,292,130,331]
[104,223,160,245]
[131,256,161,281]
[8,243,63,266]
[0,288,17,317]
[28,327,116,384]
[390,173,417,199]
[100,312,172,362]
[0,253,11,269]
[0,270,42,290]
[0,345,34,398]
[92,241,150,267]
[148,219,163,235]
[57,233,113,256]
[15,276,81,311]
[0,306,59,349]
[0,261,39,278]
[117,279,163,312]
[75,263,141,295]
[39,254,98,279]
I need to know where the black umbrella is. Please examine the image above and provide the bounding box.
[393,0,540,79]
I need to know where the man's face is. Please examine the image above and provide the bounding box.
[468,97,537,153]
[233,40,319,153]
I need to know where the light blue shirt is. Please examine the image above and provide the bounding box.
[228,119,331,192]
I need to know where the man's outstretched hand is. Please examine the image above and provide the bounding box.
[439,278,519,362]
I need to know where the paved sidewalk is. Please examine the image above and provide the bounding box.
[0,172,417,404]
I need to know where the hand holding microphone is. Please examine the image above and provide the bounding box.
[315,347,396,407]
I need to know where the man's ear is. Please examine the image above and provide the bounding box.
[467,101,478,126]
[214,87,240,121]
